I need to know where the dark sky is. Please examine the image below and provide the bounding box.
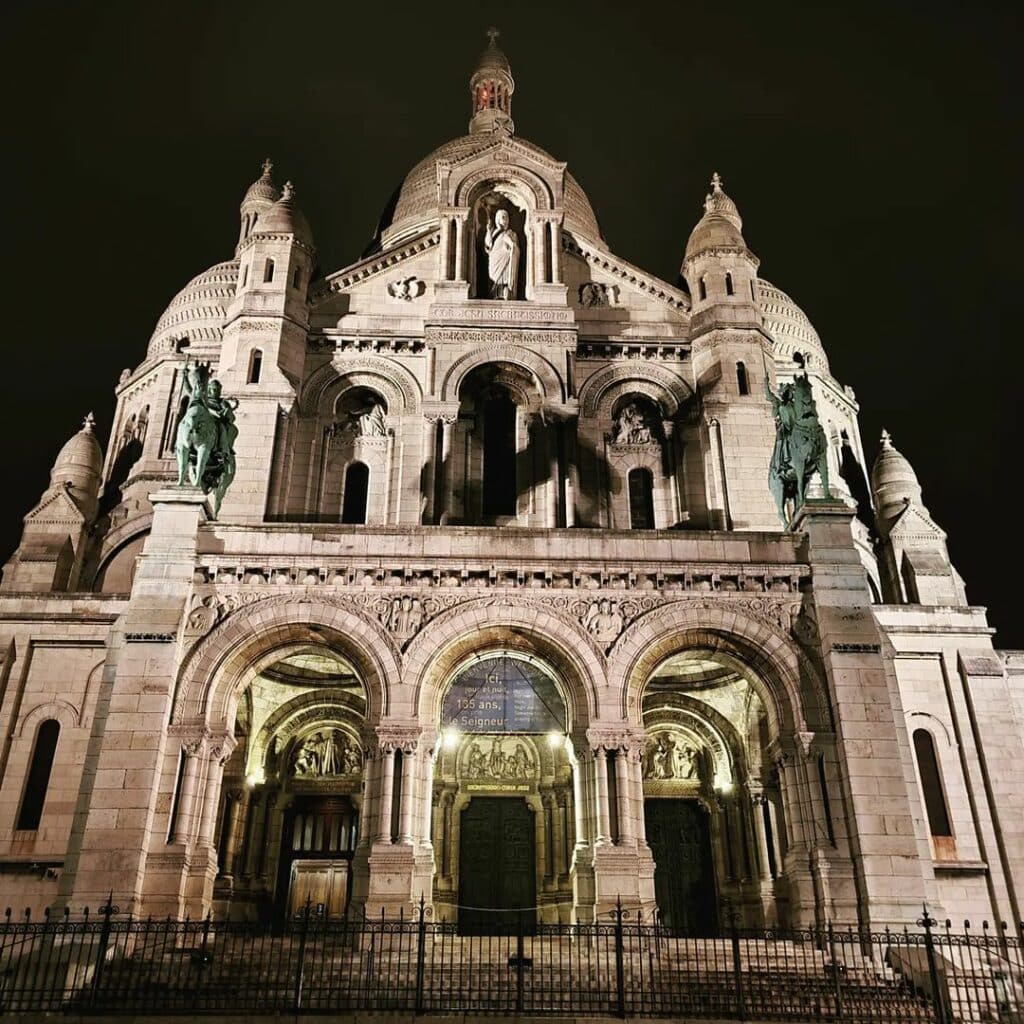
[2,1,1021,647]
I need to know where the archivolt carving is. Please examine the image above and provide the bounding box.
[452,161,556,212]
[441,345,564,402]
[578,362,694,420]
[299,356,422,416]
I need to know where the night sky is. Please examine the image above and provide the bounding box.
[2,2,1021,646]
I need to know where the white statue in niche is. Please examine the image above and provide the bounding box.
[484,208,519,300]
[356,401,387,438]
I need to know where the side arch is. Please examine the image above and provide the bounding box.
[173,598,400,731]
[299,356,423,416]
[16,700,80,738]
[610,602,827,737]
[578,363,694,420]
[403,598,607,729]
[441,346,565,403]
[453,164,556,212]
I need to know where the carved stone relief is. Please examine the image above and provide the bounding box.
[292,729,362,778]
[579,282,618,308]
[387,277,425,301]
[460,735,537,784]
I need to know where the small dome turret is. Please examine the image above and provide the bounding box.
[871,429,926,528]
[255,181,314,249]
[684,173,749,262]
[237,158,280,252]
[469,27,515,135]
[51,412,103,518]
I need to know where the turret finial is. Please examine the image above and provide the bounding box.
[260,158,273,178]
[486,26,500,47]
[281,180,295,201]
[880,428,892,449]
[711,171,723,193]
[83,412,95,432]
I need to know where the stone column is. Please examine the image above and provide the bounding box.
[219,788,245,879]
[398,744,416,844]
[630,750,648,846]
[421,749,435,844]
[439,416,456,525]
[375,746,396,843]
[551,793,566,879]
[594,748,611,843]
[548,220,561,283]
[749,789,773,883]
[615,752,634,845]
[197,745,230,849]
[169,739,205,844]
[454,215,467,282]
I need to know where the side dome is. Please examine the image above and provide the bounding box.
[757,279,829,371]
[147,260,239,359]
[51,413,103,518]
[254,182,314,248]
[871,430,926,527]
[376,135,604,249]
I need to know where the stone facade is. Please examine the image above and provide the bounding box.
[0,35,1020,935]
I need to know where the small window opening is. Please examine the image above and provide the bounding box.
[17,719,60,831]
[240,263,248,288]
[292,265,302,290]
[817,753,836,844]
[912,729,953,837]
[698,276,707,301]
[725,271,735,296]
[736,361,750,396]
[341,462,370,524]
[750,280,756,301]
[263,257,275,283]
[247,348,263,384]
[627,467,655,529]
[482,393,517,517]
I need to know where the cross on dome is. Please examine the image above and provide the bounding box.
[486,26,500,47]
[711,172,723,193]
[83,412,95,432]
[880,429,893,448]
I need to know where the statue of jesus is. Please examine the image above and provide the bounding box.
[484,208,519,300]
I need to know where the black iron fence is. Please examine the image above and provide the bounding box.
[1,899,1021,1019]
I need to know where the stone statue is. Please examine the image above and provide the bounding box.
[484,208,519,300]
[582,599,624,643]
[766,370,831,525]
[174,359,238,516]
[467,742,486,779]
[356,401,387,438]
[613,402,653,444]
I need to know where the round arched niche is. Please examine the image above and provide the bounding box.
[471,188,528,300]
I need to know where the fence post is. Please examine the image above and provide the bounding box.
[613,896,626,1019]
[827,920,843,1019]
[515,912,526,1014]
[293,895,311,1013]
[414,895,427,1014]
[919,905,949,1024]
[88,893,119,1010]
[729,906,746,1021]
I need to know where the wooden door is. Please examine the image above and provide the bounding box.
[458,797,536,934]
[645,798,718,935]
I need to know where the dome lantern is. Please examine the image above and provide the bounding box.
[469,27,515,136]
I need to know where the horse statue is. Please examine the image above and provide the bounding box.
[766,371,831,525]
[174,360,239,516]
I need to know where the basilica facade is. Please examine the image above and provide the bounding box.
[1,36,1021,936]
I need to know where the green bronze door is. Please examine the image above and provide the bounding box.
[645,798,718,935]
[458,797,536,934]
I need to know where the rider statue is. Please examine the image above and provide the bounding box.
[174,359,239,517]
[765,368,831,525]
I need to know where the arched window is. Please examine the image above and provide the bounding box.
[17,719,60,830]
[912,729,953,837]
[736,361,750,395]
[725,271,735,296]
[482,392,517,517]
[341,462,369,524]
[247,348,263,384]
[627,467,655,529]
[263,257,275,283]
[698,276,707,301]
[292,265,303,290]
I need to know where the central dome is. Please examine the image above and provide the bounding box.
[376,134,605,249]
